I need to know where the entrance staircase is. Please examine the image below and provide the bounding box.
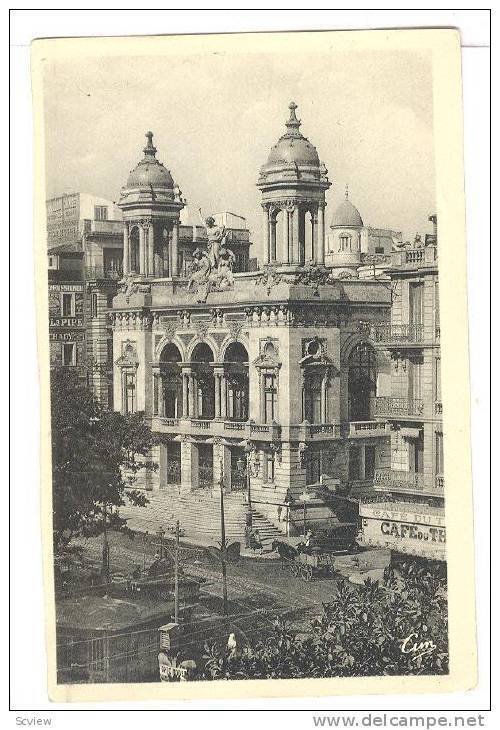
[119,486,283,551]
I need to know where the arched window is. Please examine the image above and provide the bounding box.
[303,370,323,424]
[129,226,140,273]
[192,342,215,420]
[224,342,249,422]
[158,343,182,418]
[339,232,352,252]
[348,342,377,421]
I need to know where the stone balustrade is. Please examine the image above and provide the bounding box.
[349,420,388,437]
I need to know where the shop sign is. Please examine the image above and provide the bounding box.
[50,331,85,341]
[49,284,84,292]
[49,316,84,328]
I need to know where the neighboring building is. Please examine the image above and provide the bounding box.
[47,193,124,406]
[325,186,402,276]
[358,214,445,560]
[47,180,252,409]
[111,105,393,536]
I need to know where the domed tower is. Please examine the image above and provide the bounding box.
[325,185,364,273]
[257,102,331,267]
[119,132,185,278]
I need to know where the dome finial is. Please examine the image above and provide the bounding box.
[143,131,157,157]
[345,183,349,200]
[286,101,301,133]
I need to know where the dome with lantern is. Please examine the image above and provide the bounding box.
[257,101,330,197]
[119,132,182,211]
[266,102,320,167]
[331,187,364,228]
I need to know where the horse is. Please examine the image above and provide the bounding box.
[271,540,298,568]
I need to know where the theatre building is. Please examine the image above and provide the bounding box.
[112,105,395,537]
[358,216,445,560]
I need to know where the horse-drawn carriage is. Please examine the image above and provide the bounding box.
[272,521,358,582]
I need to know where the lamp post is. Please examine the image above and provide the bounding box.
[218,460,228,617]
[298,490,313,537]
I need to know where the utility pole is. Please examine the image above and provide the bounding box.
[174,520,180,624]
[219,462,228,617]
[102,501,110,584]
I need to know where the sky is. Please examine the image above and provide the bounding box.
[43,46,436,259]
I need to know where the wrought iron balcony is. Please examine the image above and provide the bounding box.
[374,468,444,496]
[375,396,424,418]
[374,468,425,492]
[373,323,425,345]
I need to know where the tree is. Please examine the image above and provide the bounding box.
[197,561,448,680]
[51,369,157,554]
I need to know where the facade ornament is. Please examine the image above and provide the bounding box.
[255,265,282,296]
[194,320,210,339]
[177,310,191,327]
[293,262,335,293]
[115,340,139,368]
[119,274,151,303]
[228,320,244,341]
[187,245,236,304]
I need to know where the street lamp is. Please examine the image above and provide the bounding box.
[237,441,256,530]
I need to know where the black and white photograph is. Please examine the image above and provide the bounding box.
[25,23,480,703]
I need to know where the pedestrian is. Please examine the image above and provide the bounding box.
[277,504,282,522]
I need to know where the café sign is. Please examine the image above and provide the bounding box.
[358,504,446,560]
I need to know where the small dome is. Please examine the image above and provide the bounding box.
[124,132,175,190]
[331,187,363,227]
[266,102,320,167]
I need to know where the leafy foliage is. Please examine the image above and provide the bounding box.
[51,369,157,553]
[197,561,448,679]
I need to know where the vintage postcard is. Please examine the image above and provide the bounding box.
[31,28,476,701]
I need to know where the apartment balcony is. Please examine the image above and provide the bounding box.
[372,324,425,347]
[374,468,444,496]
[85,265,123,281]
[82,219,124,236]
[152,416,251,440]
[286,423,342,442]
[391,245,438,269]
[375,396,424,419]
[249,422,282,441]
[348,421,389,438]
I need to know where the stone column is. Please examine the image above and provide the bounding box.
[292,207,300,264]
[321,374,327,423]
[270,216,277,263]
[283,209,291,264]
[311,210,318,263]
[214,368,223,419]
[189,373,197,418]
[158,373,164,417]
[213,439,231,489]
[181,439,198,492]
[220,371,227,419]
[139,225,146,275]
[148,224,154,277]
[317,204,325,265]
[262,206,270,264]
[123,223,129,275]
[171,220,179,276]
[181,367,190,417]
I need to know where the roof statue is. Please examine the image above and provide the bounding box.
[186,210,236,302]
